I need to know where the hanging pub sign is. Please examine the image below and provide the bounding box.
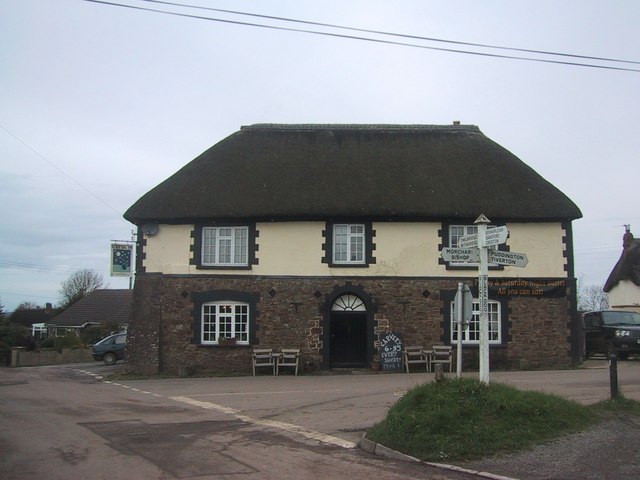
[110,243,133,277]
[379,332,403,372]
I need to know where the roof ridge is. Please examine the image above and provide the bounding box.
[241,123,481,133]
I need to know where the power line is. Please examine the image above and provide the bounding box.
[0,259,80,275]
[141,0,640,66]
[0,123,123,217]
[81,0,640,73]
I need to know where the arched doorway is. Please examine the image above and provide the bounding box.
[328,293,368,368]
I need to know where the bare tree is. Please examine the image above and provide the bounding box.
[577,283,609,312]
[15,301,41,311]
[59,269,106,308]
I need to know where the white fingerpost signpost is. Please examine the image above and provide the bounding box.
[454,282,473,378]
[446,214,529,384]
[475,215,492,384]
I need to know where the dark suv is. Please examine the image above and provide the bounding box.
[583,310,640,360]
[92,333,127,365]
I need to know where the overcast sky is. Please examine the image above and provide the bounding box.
[1,0,638,312]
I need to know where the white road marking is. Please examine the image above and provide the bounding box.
[188,388,342,398]
[170,395,357,449]
[78,370,358,449]
[170,396,241,415]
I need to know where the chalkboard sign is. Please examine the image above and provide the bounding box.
[379,332,403,372]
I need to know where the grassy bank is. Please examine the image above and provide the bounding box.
[366,378,639,462]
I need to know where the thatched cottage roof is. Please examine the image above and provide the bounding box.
[124,124,581,224]
[604,228,640,292]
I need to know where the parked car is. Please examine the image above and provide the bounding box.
[92,333,127,365]
[583,310,640,360]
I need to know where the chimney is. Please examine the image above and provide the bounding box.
[623,224,633,253]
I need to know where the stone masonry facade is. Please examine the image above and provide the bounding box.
[127,273,577,376]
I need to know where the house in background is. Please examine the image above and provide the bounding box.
[47,289,133,337]
[124,123,582,375]
[604,225,640,313]
[7,303,58,337]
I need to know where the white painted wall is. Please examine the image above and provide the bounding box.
[142,221,570,278]
[608,280,640,312]
[143,224,193,274]
[505,223,567,277]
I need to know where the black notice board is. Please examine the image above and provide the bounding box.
[380,332,403,372]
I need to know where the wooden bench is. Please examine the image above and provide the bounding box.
[276,348,300,375]
[402,346,428,373]
[252,348,276,375]
[429,345,453,373]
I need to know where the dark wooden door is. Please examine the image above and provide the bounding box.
[330,311,367,368]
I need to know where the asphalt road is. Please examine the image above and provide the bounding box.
[1,359,638,480]
[0,363,481,480]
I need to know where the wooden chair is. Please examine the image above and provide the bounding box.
[252,348,276,375]
[277,349,300,375]
[402,346,428,373]
[429,345,453,373]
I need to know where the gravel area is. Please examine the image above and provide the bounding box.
[456,416,640,480]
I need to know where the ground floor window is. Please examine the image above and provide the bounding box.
[201,302,249,345]
[450,299,501,344]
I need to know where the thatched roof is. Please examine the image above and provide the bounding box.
[604,229,640,292]
[124,124,581,224]
[48,289,132,328]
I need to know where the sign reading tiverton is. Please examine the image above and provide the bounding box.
[488,250,528,267]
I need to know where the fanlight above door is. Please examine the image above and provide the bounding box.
[331,294,366,312]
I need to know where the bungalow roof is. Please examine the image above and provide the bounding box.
[48,289,133,328]
[124,124,582,224]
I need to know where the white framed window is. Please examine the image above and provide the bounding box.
[201,302,249,345]
[449,225,478,248]
[201,226,248,266]
[333,224,365,264]
[450,299,501,344]
[448,224,500,266]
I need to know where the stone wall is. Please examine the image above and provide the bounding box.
[127,274,575,375]
[11,347,93,367]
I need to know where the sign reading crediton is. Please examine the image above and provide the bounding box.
[458,226,508,248]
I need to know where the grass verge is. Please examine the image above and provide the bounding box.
[366,378,638,462]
